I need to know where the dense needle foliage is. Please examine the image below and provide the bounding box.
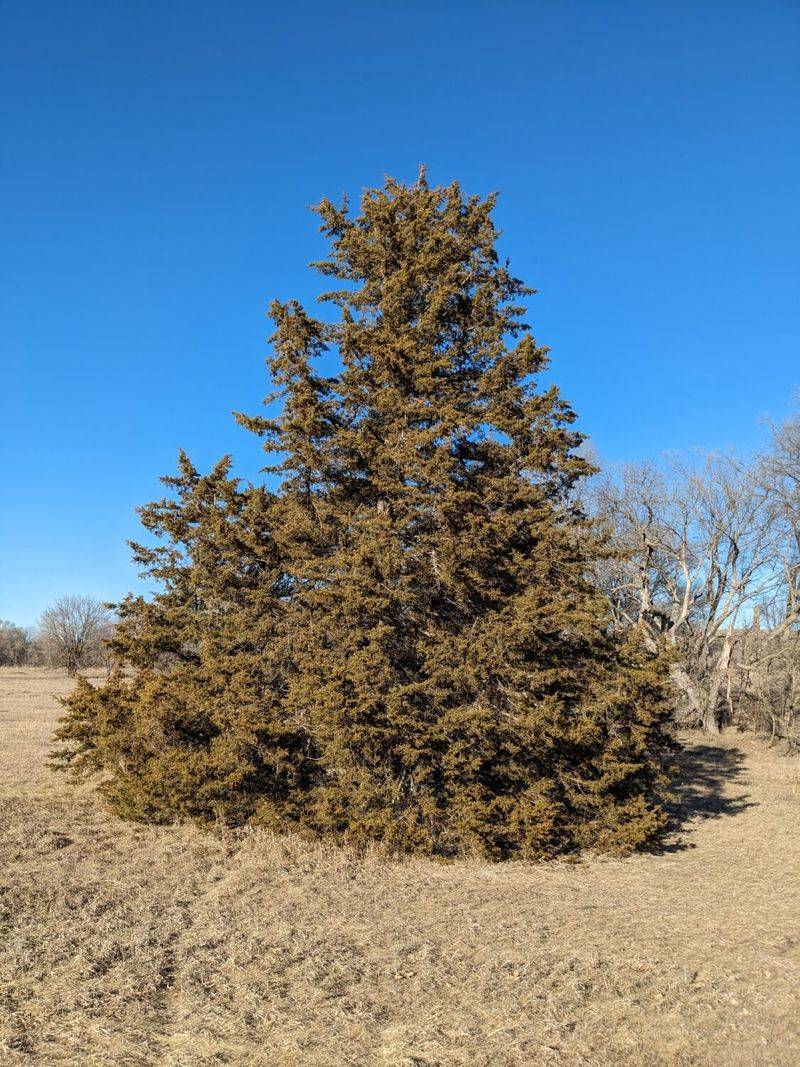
[55,173,675,858]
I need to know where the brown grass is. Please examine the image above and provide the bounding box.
[1,668,799,1065]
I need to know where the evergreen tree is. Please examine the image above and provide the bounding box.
[54,455,316,826]
[54,173,675,858]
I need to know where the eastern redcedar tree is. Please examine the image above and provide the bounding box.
[53,173,675,858]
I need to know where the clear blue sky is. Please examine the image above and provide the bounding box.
[2,1,798,626]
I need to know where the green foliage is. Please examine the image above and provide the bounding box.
[53,173,676,858]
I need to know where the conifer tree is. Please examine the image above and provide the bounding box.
[54,456,316,825]
[54,172,675,858]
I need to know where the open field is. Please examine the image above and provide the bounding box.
[1,668,799,1065]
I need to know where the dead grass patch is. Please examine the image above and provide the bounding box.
[1,668,799,1064]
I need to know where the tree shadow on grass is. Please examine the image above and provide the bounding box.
[655,741,758,852]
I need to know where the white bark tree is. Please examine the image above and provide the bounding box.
[591,454,782,732]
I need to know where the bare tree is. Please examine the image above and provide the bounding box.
[761,413,800,619]
[38,596,112,676]
[0,621,35,666]
[732,414,800,743]
[591,453,782,732]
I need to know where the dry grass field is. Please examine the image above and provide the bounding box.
[1,668,799,1066]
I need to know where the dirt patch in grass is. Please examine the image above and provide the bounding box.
[1,668,799,1065]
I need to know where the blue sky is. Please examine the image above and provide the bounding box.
[2,1,798,625]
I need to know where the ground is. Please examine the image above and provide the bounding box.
[1,668,799,1066]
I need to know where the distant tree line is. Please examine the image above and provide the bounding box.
[0,596,113,675]
[0,620,35,666]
